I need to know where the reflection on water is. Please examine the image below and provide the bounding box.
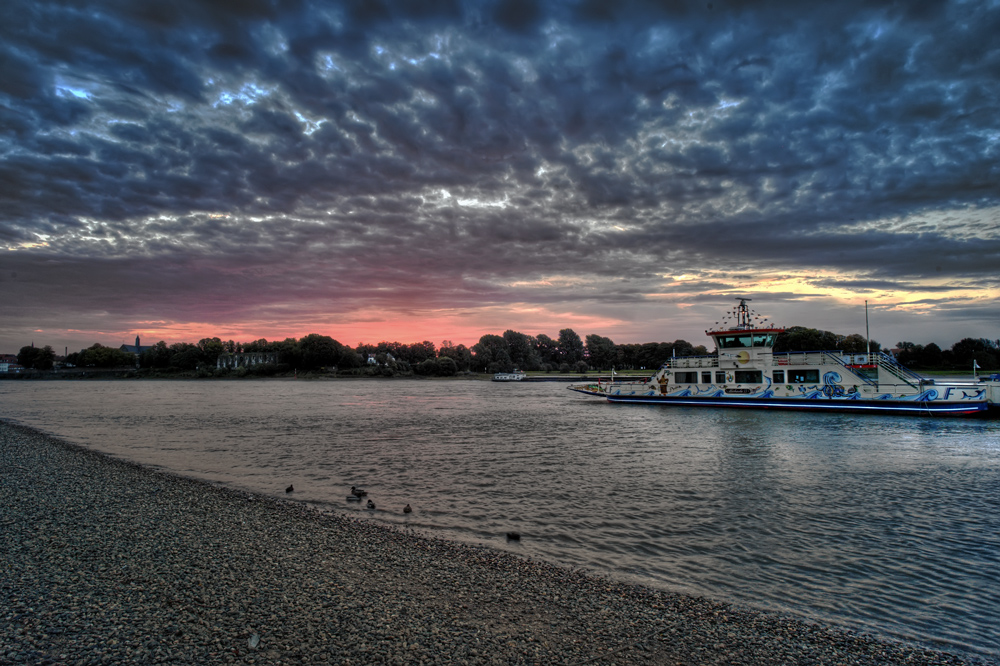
[2,379,999,659]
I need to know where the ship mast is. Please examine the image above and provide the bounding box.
[735,298,752,330]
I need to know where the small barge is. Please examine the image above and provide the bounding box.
[493,371,526,382]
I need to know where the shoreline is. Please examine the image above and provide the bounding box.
[1,420,990,665]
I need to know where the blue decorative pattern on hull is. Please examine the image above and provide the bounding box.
[603,394,987,416]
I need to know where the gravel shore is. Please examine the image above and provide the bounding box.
[1,420,988,666]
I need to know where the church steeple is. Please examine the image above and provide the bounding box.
[135,335,140,349]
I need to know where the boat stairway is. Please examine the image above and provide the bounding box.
[820,351,881,387]
[875,352,923,389]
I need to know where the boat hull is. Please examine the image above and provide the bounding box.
[569,386,988,416]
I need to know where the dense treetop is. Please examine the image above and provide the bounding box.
[25,325,998,376]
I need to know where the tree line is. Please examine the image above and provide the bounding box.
[894,338,1000,371]
[14,326,998,374]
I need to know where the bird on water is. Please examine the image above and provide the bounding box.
[285,485,294,493]
[403,504,412,513]
[367,499,376,510]
[351,486,367,497]
[506,532,520,540]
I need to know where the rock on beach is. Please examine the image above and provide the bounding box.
[0,420,986,665]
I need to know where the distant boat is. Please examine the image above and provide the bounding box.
[570,298,990,417]
[492,371,526,382]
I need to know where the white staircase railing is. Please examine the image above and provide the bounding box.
[875,352,923,389]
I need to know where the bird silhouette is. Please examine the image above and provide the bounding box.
[285,485,294,493]
[403,504,412,513]
[367,499,376,510]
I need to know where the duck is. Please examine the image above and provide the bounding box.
[403,504,412,514]
[506,532,521,541]
[285,484,294,493]
[367,499,376,510]
[351,486,367,497]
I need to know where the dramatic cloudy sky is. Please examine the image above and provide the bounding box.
[2,0,998,354]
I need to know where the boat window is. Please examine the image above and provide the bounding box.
[790,369,819,383]
[734,370,763,383]
[717,335,752,349]
[715,371,726,383]
[701,371,712,383]
[752,334,776,347]
[675,371,698,383]
[773,370,785,383]
[853,367,877,381]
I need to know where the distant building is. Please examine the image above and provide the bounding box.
[366,353,395,366]
[120,335,155,355]
[217,352,278,369]
[1,354,24,373]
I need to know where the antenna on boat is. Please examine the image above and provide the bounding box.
[735,297,752,329]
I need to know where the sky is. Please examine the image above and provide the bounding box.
[2,0,999,355]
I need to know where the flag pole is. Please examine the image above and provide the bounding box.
[865,300,870,356]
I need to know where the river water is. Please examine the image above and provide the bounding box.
[2,379,998,660]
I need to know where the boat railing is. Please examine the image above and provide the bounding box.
[874,352,922,389]
[822,351,881,386]
[771,350,842,367]
[771,351,883,387]
[664,355,719,369]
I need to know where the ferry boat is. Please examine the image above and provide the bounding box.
[569,299,991,417]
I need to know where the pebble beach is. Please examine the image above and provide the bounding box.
[1,420,989,666]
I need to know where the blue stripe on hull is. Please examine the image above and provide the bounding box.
[603,394,988,416]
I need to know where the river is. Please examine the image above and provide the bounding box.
[2,378,998,660]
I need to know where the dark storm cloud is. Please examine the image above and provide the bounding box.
[2,0,998,346]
